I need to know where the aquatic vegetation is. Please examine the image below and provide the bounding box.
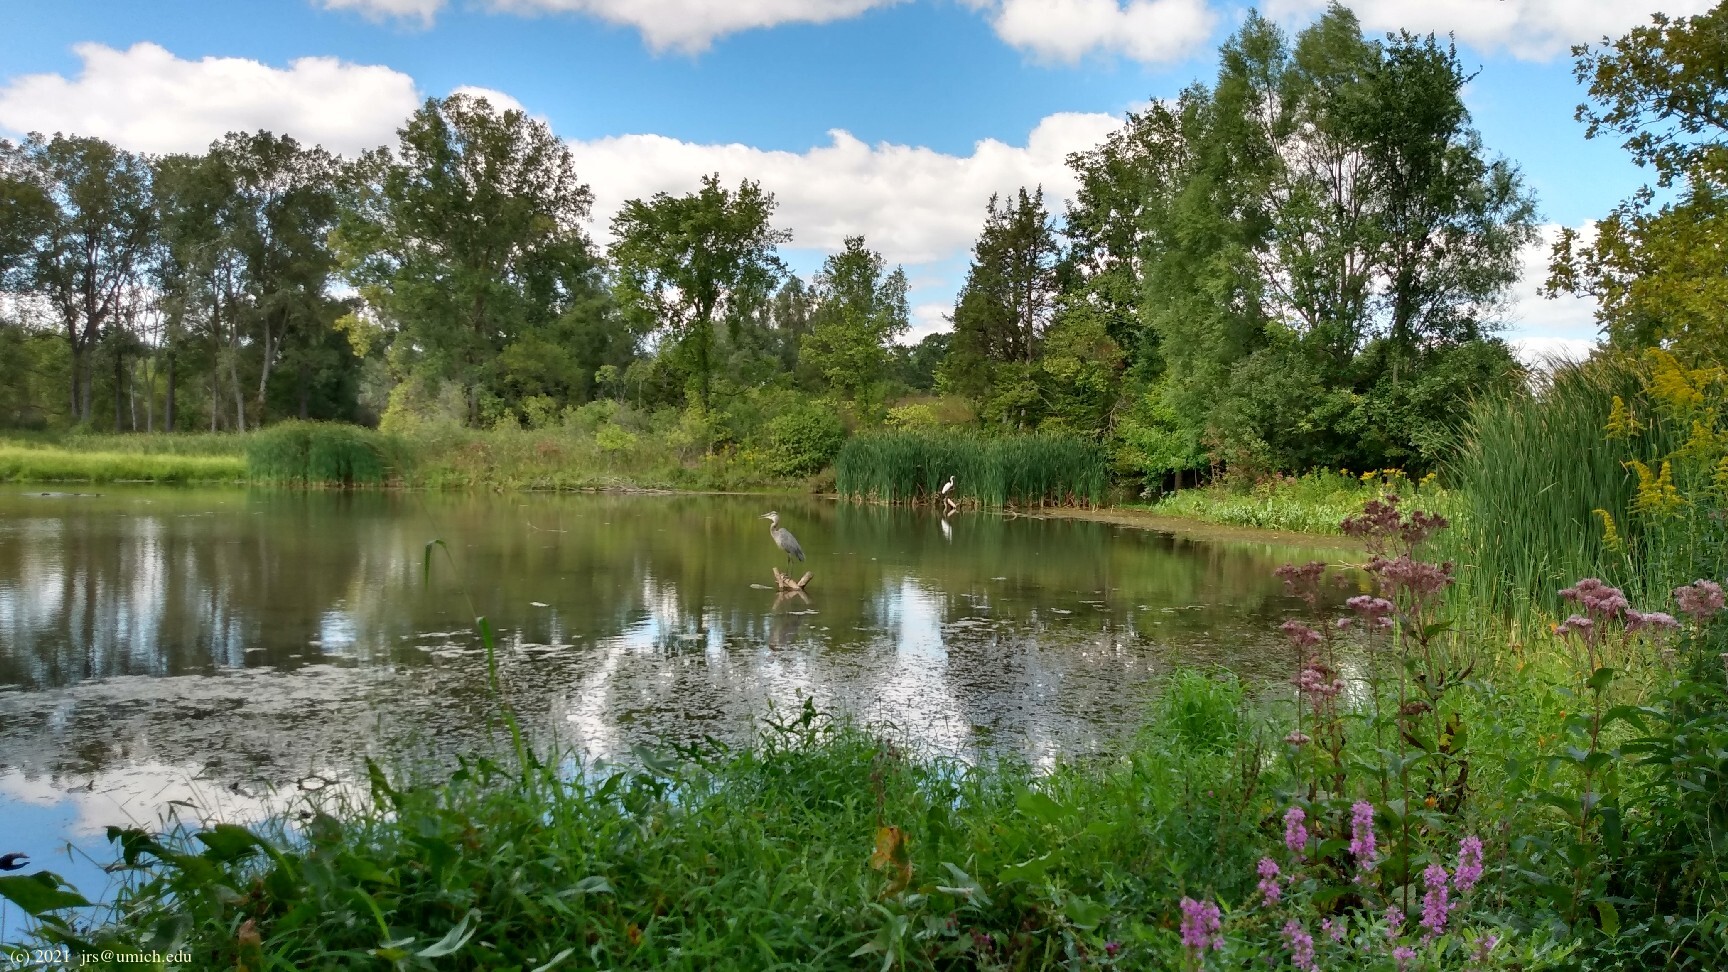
[834,429,1107,508]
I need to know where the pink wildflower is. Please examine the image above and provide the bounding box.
[1284,806,1310,858]
[1420,864,1452,940]
[1392,945,1416,971]
[1349,802,1377,875]
[1384,906,1404,940]
[1258,857,1282,905]
[1322,918,1344,943]
[1179,897,1224,954]
[1453,835,1484,892]
[1674,580,1726,620]
[1283,920,1317,972]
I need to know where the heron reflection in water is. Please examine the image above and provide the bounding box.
[760,511,805,562]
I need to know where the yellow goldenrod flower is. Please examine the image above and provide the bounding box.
[1628,459,1686,518]
[1604,395,1639,441]
[1593,508,1625,553]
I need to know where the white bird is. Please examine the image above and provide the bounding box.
[940,475,955,498]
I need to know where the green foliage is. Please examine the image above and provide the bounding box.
[835,429,1106,508]
[336,93,613,428]
[1148,467,1441,534]
[1445,352,1728,617]
[245,420,394,486]
[1549,5,1728,361]
[609,173,790,408]
[799,235,909,400]
[764,402,847,478]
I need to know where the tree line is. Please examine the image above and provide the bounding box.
[2,3,1719,487]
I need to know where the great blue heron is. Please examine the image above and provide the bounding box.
[760,511,805,562]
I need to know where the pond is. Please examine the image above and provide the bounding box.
[0,488,1350,928]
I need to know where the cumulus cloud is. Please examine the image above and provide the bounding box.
[1501,223,1600,363]
[483,0,904,53]
[567,111,1123,266]
[319,0,445,28]
[1263,0,1718,61]
[449,84,529,115]
[0,42,422,156]
[968,0,1218,64]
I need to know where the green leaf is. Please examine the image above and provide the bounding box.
[417,908,480,958]
[1596,899,1620,937]
[196,823,264,863]
[0,873,91,916]
[1015,791,1067,825]
[1587,667,1617,693]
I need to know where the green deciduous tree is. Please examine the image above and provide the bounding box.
[800,235,909,400]
[609,173,789,409]
[11,134,155,425]
[336,94,608,426]
[1547,3,1728,361]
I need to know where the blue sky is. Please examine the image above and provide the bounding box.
[1,0,1703,355]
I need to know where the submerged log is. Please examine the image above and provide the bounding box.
[773,568,813,592]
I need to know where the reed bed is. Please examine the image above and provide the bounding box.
[245,421,399,487]
[834,430,1107,508]
[1443,354,1726,619]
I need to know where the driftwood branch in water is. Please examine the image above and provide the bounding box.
[773,568,813,592]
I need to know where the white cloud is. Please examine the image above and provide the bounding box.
[1501,223,1600,363]
[320,0,445,27]
[449,84,528,115]
[1262,0,1718,61]
[966,0,1217,64]
[568,111,1123,265]
[0,42,422,156]
[483,0,904,53]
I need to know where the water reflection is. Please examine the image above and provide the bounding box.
[0,488,1355,928]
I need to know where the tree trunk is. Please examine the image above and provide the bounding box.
[164,352,176,432]
[297,360,310,420]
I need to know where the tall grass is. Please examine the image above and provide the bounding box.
[834,430,1107,508]
[1444,354,1726,619]
[246,421,399,486]
[0,444,247,483]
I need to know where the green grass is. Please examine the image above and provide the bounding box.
[834,430,1107,508]
[1143,469,1443,535]
[0,444,247,483]
[1441,355,1728,620]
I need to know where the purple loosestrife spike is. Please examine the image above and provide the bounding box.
[1179,897,1224,954]
[1454,836,1484,892]
[1284,806,1309,858]
[1392,946,1416,971]
[1350,802,1378,874]
[1283,920,1318,972]
[1258,857,1282,905]
[1420,864,1452,941]
[1384,907,1404,941]
[1321,918,1344,943]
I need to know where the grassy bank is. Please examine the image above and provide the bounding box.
[0,442,248,484]
[1140,468,1445,534]
[0,423,803,492]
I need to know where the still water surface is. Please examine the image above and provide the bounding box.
[0,488,1348,923]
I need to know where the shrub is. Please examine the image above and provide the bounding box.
[766,403,847,477]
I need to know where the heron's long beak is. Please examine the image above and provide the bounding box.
[759,513,773,519]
